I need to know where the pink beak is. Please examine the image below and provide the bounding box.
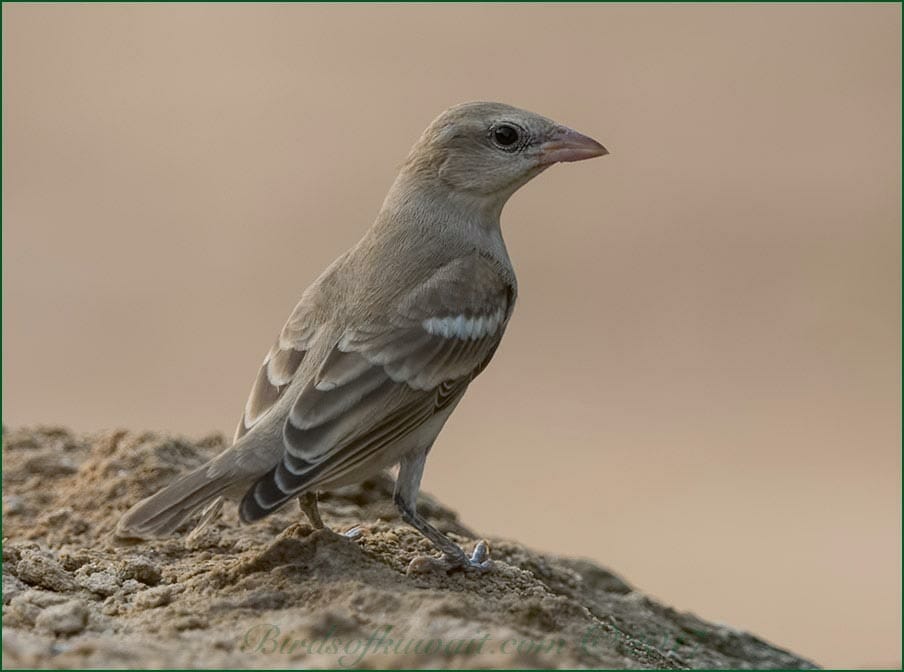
[539,126,608,164]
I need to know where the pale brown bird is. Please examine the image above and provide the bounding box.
[116,101,607,572]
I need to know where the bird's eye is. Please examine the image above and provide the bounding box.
[492,124,521,148]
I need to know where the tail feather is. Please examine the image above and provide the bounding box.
[185,496,226,542]
[115,466,235,540]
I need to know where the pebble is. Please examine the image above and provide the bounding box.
[133,584,181,609]
[118,579,144,595]
[15,551,76,592]
[76,569,121,597]
[118,556,162,586]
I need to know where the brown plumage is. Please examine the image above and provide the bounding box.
[116,101,607,572]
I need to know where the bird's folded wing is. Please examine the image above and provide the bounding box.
[239,254,514,520]
[233,300,318,443]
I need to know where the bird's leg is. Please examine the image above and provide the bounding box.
[394,446,492,574]
[297,491,325,529]
[298,492,362,538]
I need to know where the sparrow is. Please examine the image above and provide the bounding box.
[116,101,607,572]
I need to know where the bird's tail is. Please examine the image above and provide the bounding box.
[115,464,237,540]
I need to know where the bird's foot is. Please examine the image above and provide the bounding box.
[406,540,492,575]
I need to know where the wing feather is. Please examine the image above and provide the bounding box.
[234,300,318,441]
[239,254,515,521]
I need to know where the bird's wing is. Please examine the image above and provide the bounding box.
[239,253,514,520]
[233,297,320,443]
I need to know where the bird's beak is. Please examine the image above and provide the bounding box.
[538,126,608,164]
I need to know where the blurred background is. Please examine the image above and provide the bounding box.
[2,4,900,667]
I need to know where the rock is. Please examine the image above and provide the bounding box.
[14,550,76,592]
[75,568,121,597]
[2,574,28,605]
[34,600,89,635]
[118,579,144,595]
[1,427,818,668]
[118,557,162,586]
[133,584,182,609]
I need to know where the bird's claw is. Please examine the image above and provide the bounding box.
[406,540,493,575]
[469,540,491,568]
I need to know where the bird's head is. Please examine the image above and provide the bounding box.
[400,101,607,208]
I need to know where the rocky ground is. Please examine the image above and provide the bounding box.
[2,427,816,668]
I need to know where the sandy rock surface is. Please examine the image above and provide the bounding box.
[2,427,816,669]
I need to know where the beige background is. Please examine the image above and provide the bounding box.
[3,4,900,667]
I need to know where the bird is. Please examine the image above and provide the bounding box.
[116,101,607,572]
